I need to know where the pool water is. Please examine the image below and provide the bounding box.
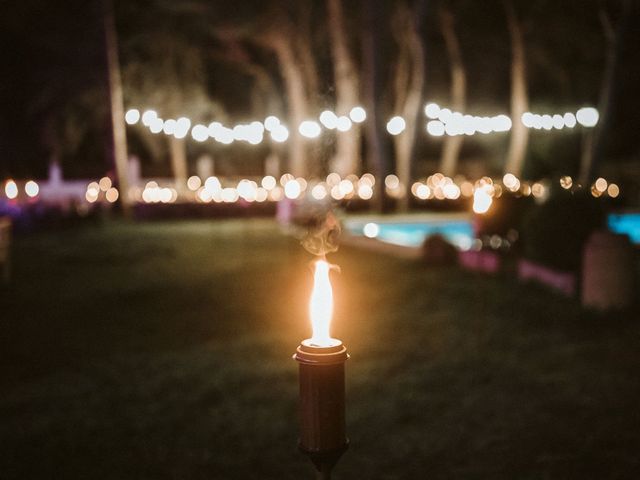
[346,219,475,250]
[347,213,640,249]
[608,213,640,244]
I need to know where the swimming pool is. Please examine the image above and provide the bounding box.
[608,213,640,244]
[345,217,475,250]
[346,212,640,249]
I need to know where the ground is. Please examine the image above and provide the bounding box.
[1,219,639,479]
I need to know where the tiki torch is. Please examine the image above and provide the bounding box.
[294,259,349,479]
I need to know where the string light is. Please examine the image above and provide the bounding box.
[386,116,406,135]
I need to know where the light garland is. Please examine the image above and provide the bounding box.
[73,172,622,207]
[126,100,598,145]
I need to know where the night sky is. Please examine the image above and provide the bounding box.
[1,0,638,179]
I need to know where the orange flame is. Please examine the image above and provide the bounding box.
[308,260,337,347]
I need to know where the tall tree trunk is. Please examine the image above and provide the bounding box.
[103,0,131,217]
[268,34,309,177]
[327,0,361,176]
[392,0,426,212]
[579,0,631,184]
[503,0,529,177]
[438,6,466,177]
[361,0,391,211]
[168,136,188,186]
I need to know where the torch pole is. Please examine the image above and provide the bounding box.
[294,342,349,479]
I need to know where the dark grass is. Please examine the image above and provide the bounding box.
[1,219,639,479]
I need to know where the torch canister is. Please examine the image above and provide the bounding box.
[294,342,349,471]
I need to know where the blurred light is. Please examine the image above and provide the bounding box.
[216,127,234,144]
[237,179,257,200]
[424,103,440,119]
[438,108,453,123]
[541,115,553,130]
[163,119,177,135]
[191,124,209,142]
[270,125,289,142]
[141,110,157,126]
[280,173,294,186]
[256,187,268,202]
[311,184,328,200]
[85,189,98,203]
[326,172,341,186]
[296,177,308,192]
[552,114,565,130]
[443,183,460,200]
[357,184,373,200]
[521,112,535,128]
[330,185,344,200]
[360,173,375,186]
[594,177,607,193]
[386,116,406,135]
[336,116,352,132]
[607,183,620,198]
[385,174,400,189]
[175,117,191,139]
[99,177,112,192]
[576,107,599,127]
[284,180,301,199]
[187,175,201,191]
[426,120,445,136]
[149,118,164,133]
[105,187,119,203]
[349,106,366,123]
[208,121,222,137]
[264,116,280,131]
[563,113,576,128]
[261,175,277,190]
[460,181,474,197]
[221,187,239,203]
[4,180,18,199]
[503,173,520,192]
[299,120,322,138]
[204,176,221,193]
[473,188,492,214]
[25,180,39,197]
[125,109,140,125]
[531,182,546,198]
[269,186,284,201]
[492,115,512,132]
[338,179,354,196]
[197,187,212,203]
[416,184,430,200]
[363,223,380,238]
[560,176,573,189]
[319,111,338,129]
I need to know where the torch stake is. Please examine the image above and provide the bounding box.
[294,342,349,479]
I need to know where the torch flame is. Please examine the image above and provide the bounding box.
[308,260,336,347]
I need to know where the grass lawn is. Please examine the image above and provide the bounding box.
[1,219,639,479]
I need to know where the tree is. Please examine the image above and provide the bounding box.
[361,0,392,211]
[253,6,312,177]
[103,0,132,216]
[438,3,466,176]
[503,0,529,177]
[579,0,632,184]
[391,0,427,211]
[327,0,361,176]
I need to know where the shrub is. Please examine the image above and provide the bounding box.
[521,191,605,271]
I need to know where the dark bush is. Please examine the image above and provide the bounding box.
[521,191,605,271]
[474,193,533,237]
